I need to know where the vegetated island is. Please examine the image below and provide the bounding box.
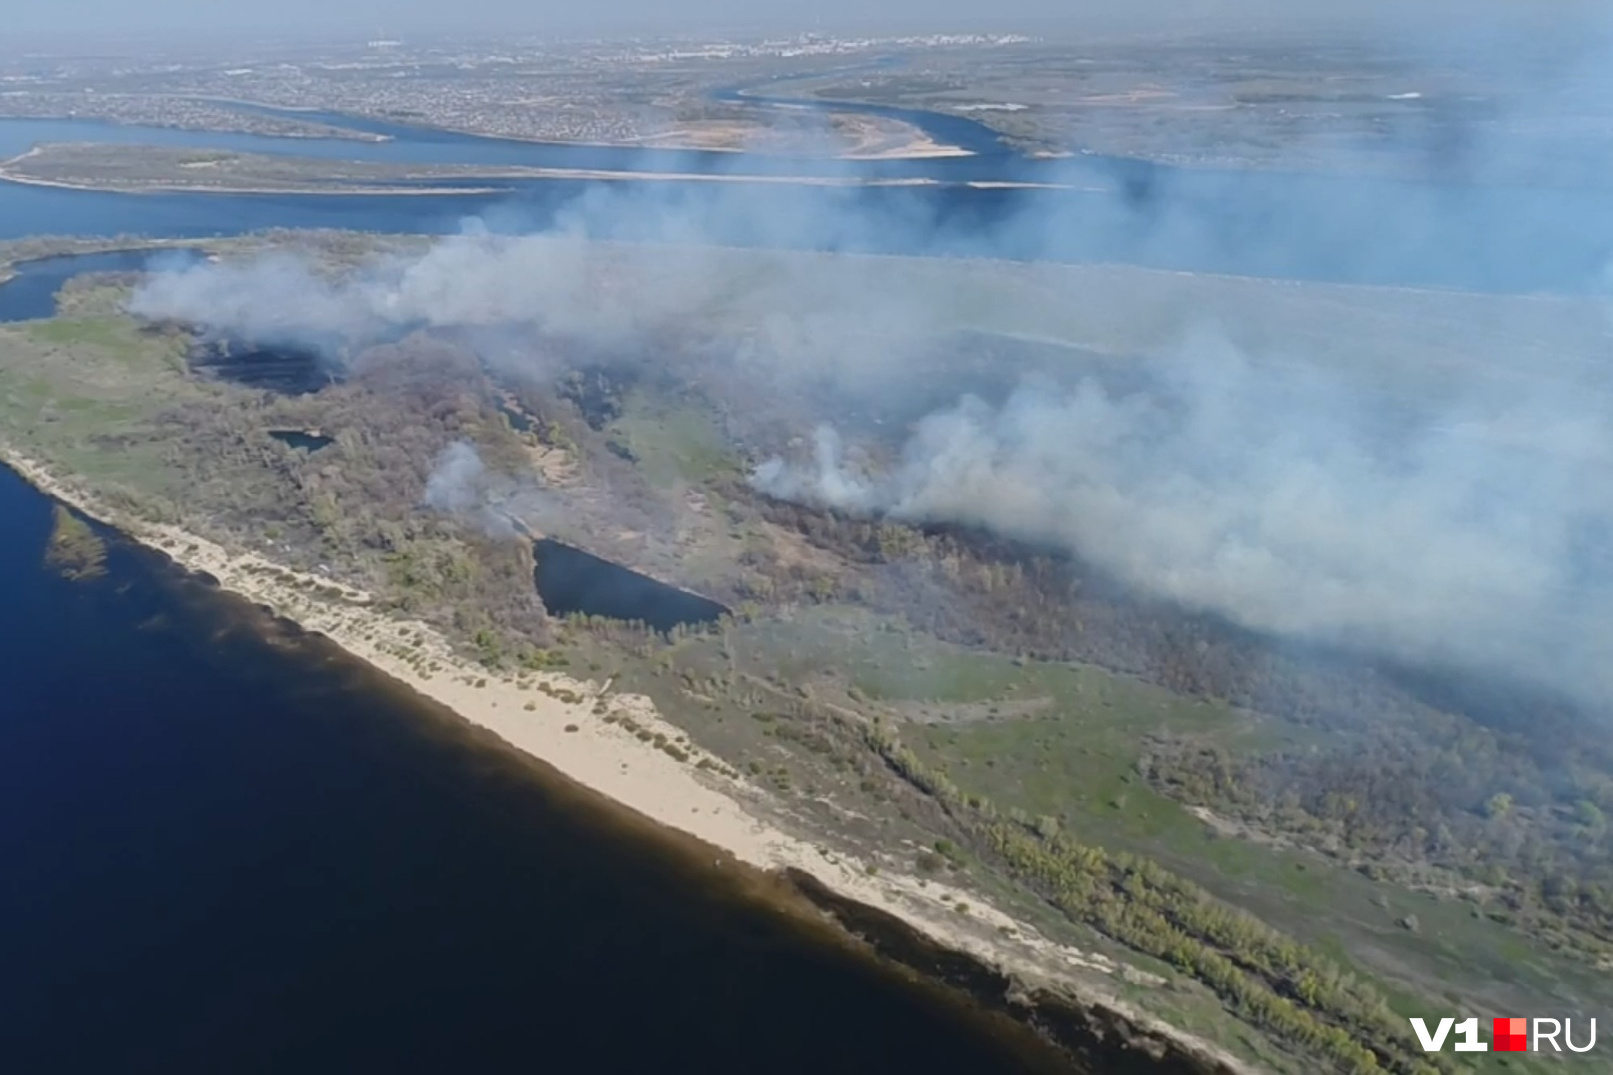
[2,229,1608,1075]
[0,93,392,142]
[0,143,954,195]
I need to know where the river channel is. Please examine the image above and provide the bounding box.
[1,90,1610,293]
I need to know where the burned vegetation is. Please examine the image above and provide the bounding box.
[154,277,1613,977]
[12,246,1610,1075]
[185,335,338,395]
[740,487,1613,965]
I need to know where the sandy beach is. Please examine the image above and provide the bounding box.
[1,444,1252,1073]
[842,139,974,160]
[1,453,1091,967]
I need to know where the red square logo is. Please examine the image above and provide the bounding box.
[1495,1017,1529,1052]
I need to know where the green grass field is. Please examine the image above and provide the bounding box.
[608,389,741,488]
[597,603,1604,1053]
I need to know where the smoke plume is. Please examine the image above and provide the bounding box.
[125,15,1613,707]
[422,440,557,539]
[750,336,1613,699]
[423,441,491,517]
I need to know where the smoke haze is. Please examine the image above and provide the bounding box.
[751,340,1613,699]
[423,441,491,517]
[421,440,556,539]
[124,17,1613,709]
[2,1,1536,41]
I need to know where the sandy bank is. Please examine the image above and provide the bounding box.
[0,169,508,197]
[0,162,941,196]
[2,445,1252,1074]
[832,115,975,160]
[842,140,974,160]
[358,116,972,161]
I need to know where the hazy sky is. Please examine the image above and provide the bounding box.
[3,0,1550,42]
[12,0,1063,37]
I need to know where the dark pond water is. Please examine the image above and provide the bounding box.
[533,538,729,633]
[0,464,1073,1075]
[495,399,537,434]
[266,428,334,452]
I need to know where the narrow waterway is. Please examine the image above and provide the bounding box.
[0,247,202,319]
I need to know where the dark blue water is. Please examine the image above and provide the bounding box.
[0,465,1074,1074]
[533,539,728,633]
[266,429,334,452]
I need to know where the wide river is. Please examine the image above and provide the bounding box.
[1,100,1611,293]
[0,467,1087,1073]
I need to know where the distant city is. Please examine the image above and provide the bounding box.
[2,28,1598,177]
[0,33,1033,147]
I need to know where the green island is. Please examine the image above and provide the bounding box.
[0,143,948,195]
[2,229,1606,1075]
[43,502,108,580]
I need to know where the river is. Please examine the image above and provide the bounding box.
[2,98,1612,292]
[0,463,1090,1074]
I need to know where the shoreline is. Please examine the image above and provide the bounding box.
[0,104,982,163]
[0,166,1073,198]
[0,105,393,144]
[196,101,977,161]
[0,163,949,197]
[1,445,1251,1075]
[428,122,975,160]
[0,169,511,197]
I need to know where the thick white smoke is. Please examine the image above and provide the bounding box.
[128,231,786,354]
[750,336,1613,700]
[133,214,1613,705]
[122,14,1613,707]
[421,440,557,538]
[423,441,490,517]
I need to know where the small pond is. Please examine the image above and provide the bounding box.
[532,539,727,634]
[267,429,335,452]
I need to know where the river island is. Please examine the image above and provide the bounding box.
[2,229,1609,1075]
